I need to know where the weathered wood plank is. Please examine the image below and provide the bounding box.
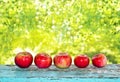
[0,64,120,82]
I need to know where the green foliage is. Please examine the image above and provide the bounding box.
[0,0,120,64]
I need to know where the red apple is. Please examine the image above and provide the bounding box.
[92,54,107,68]
[14,52,33,68]
[34,53,52,68]
[53,53,72,69]
[74,55,90,68]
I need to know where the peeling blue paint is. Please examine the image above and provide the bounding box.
[0,64,120,82]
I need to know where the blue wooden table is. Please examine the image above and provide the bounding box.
[0,64,120,82]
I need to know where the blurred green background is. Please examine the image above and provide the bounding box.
[0,0,120,64]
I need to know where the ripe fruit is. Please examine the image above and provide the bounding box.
[14,52,33,68]
[74,55,90,68]
[34,53,52,68]
[92,54,107,68]
[53,53,72,69]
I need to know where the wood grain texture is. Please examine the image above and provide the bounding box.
[0,64,120,82]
